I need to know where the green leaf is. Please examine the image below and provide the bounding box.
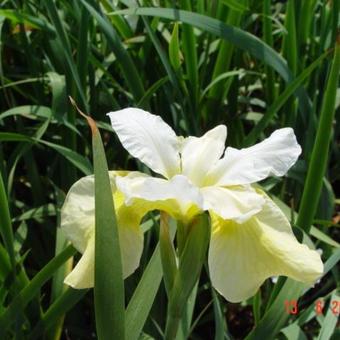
[0,245,76,336]
[159,213,177,296]
[110,6,312,118]
[28,288,88,339]
[85,112,125,339]
[244,50,330,146]
[0,9,55,34]
[316,291,339,340]
[297,39,340,232]
[80,0,145,102]
[110,7,291,83]
[245,279,305,340]
[165,214,210,339]
[0,133,92,175]
[169,23,181,71]
[126,244,163,340]
[39,140,92,176]
[221,0,249,12]
[44,0,87,109]
[0,171,16,270]
[12,203,57,222]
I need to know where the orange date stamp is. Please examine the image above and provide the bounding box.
[284,299,340,315]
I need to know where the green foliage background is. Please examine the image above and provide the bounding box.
[0,0,339,339]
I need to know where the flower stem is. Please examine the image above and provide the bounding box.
[164,313,181,340]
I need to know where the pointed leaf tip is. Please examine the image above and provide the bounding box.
[68,96,98,135]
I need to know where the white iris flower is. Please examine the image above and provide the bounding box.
[61,108,323,303]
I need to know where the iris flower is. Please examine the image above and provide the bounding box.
[61,108,323,302]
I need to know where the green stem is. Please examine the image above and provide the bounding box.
[297,37,340,232]
[164,313,181,340]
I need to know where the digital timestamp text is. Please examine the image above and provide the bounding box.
[284,299,340,315]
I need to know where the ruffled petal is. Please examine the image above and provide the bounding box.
[208,193,323,303]
[180,125,227,186]
[61,173,144,288]
[201,185,264,223]
[107,108,180,178]
[116,172,204,222]
[205,128,301,186]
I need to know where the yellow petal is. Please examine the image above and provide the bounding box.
[61,173,144,288]
[208,192,323,302]
[116,171,203,223]
[64,234,94,289]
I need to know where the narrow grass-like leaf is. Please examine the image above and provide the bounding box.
[0,172,16,270]
[125,245,162,340]
[111,7,312,118]
[244,50,329,146]
[297,38,340,232]
[0,245,76,336]
[181,0,198,109]
[39,140,92,176]
[221,0,249,12]
[137,76,169,108]
[0,9,55,34]
[159,213,177,296]
[205,4,243,109]
[78,104,125,339]
[245,279,305,340]
[28,288,88,339]
[262,0,275,104]
[44,0,87,109]
[111,7,289,83]
[169,23,181,71]
[141,16,179,91]
[316,291,339,340]
[282,0,297,76]
[165,214,210,339]
[80,0,144,102]
[12,203,57,222]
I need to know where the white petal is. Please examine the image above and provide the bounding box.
[107,108,180,178]
[205,128,301,186]
[208,193,323,303]
[181,125,227,186]
[64,234,94,289]
[61,173,144,288]
[61,175,95,253]
[116,172,204,221]
[201,185,265,223]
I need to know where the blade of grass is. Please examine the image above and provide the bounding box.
[80,0,144,103]
[28,288,88,340]
[0,133,92,175]
[204,2,245,114]
[282,0,298,127]
[73,99,125,340]
[181,0,198,112]
[262,0,275,104]
[0,171,16,272]
[244,50,330,146]
[44,0,87,110]
[297,37,340,233]
[111,6,310,118]
[0,245,76,336]
[125,244,162,340]
[316,291,339,340]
